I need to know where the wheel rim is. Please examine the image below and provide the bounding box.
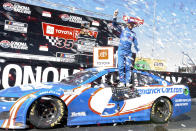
[36,100,58,124]
[154,99,171,120]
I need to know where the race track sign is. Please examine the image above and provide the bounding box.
[93,47,114,67]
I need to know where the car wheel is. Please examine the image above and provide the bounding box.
[28,96,66,129]
[150,97,173,123]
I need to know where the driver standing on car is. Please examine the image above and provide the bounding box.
[113,9,142,88]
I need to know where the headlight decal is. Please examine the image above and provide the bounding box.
[0,97,19,102]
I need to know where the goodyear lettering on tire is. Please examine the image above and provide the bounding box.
[151,102,156,115]
[165,99,172,121]
[50,100,65,127]
[30,103,36,116]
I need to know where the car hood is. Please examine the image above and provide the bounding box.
[0,82,76,97]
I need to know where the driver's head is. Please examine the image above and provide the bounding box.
[126,19,137,30]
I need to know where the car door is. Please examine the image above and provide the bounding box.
[67,71,122,125]
[116,71,160,121]
[88,72,122,118]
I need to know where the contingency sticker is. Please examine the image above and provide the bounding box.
[4,20,28,33]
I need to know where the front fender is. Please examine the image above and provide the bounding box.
[2,91,63,129]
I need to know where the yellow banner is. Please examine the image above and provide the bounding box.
[134,58,166,71]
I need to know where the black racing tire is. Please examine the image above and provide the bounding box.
[28,96,66,129]
[150,97,173,123]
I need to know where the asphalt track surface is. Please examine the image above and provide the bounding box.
[1,99,196,131]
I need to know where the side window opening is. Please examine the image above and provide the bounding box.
[92,71,119,88]
[133,72,159,87]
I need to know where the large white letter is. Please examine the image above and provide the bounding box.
[2,64,22,89]
[42,67,59,82]
[59,68,68,81]
[23,66,36,85]
[35,66,42,83]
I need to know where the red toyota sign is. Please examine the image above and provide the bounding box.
[42,22,98,41]
[42,22,81,41]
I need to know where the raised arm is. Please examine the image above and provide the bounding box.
[112,9,122,33]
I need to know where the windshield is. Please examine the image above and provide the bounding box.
[61,70,98,85]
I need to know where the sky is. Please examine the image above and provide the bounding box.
[12,0,196,71]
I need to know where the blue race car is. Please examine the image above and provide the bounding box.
[0,68,191,129]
